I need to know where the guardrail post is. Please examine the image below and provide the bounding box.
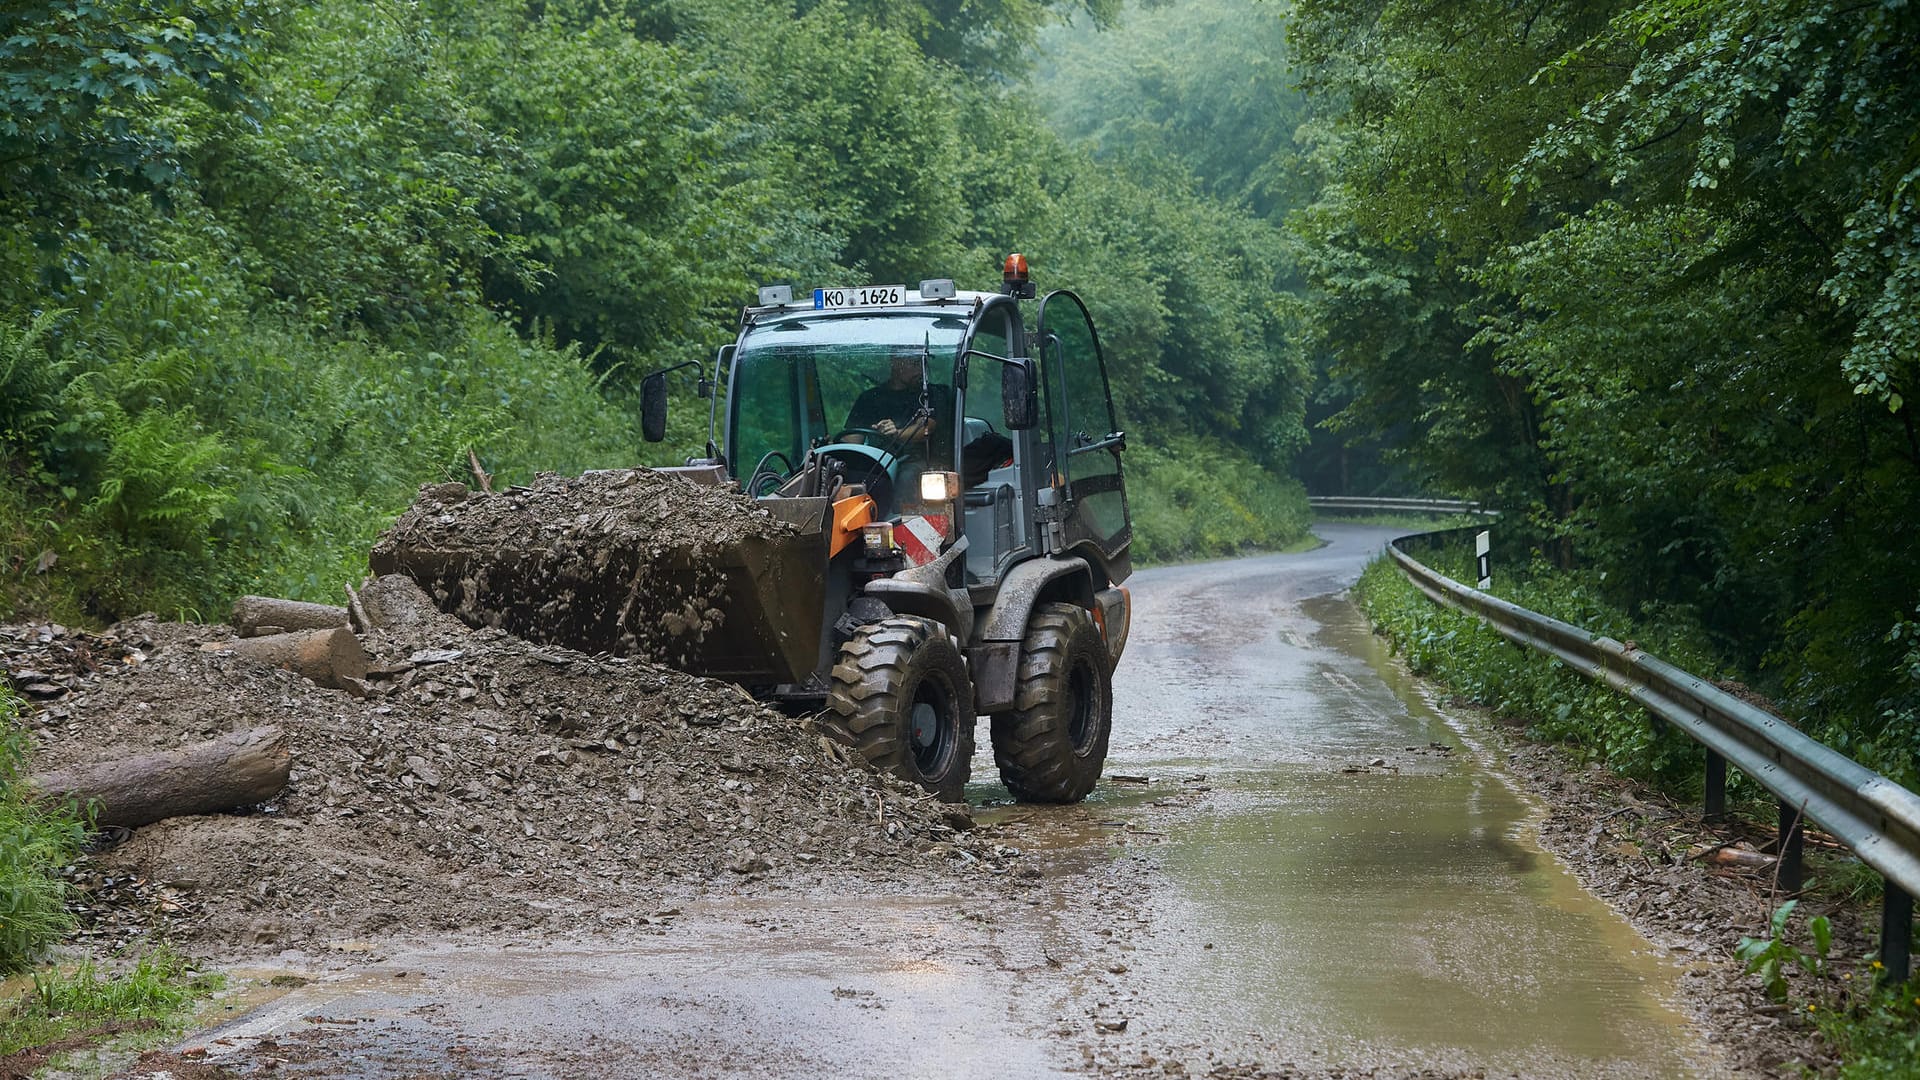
[1882,882,1912,985]
[1777,800,1805,894]
[1704,750,1726,821]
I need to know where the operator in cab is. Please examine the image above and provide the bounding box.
[844,346,956,465]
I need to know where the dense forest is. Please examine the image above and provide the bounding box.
[2,0,1914,778]
[1283,0,1918,782]
[0,0,1313,625]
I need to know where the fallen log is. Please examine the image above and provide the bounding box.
[30,726,290,829]
[230,596,349,638]
[206,627,369,689]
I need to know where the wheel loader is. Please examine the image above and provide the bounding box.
[373,255,1132,803]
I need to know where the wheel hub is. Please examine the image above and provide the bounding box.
[912,702,941,751]
[909,680,953,775]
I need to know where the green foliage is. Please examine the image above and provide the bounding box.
[1292,0,1920,798]
[842,0,1121,81]
[0,689,88,974]
[1735,900,1831,1004]
[1354,547,1715,787]
[1818,977,1920,1080]
[0,311,73,447]
[0,0,1319,618]
[1730,900,1920,1078]
[1039,0,1306,217]
[1127,437,1312,563]
[0,946,219,1057]
[0,0,277,216]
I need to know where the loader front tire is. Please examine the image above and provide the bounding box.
[824,616,975,803]
[991,603,1112,804]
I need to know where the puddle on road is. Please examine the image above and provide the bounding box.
[1103,589,1715,1078]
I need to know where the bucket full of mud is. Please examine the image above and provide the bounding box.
[370,469,829,686]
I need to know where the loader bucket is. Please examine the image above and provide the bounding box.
[369,473,830,687]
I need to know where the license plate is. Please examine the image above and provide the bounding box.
[814,284,905,309]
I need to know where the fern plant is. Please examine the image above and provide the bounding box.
[0,690,87,973]
[0,310,73,448]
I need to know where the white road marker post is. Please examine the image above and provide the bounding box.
[1475,530,1491,590]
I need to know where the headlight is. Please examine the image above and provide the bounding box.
[919,471,961,503]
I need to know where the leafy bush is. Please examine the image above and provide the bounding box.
[0,689,87,974]
[1127,436,1312,564]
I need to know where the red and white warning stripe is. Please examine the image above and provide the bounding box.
[897,514,948,566]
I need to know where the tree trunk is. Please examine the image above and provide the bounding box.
[30,726,291,830]
[210,627,369,689]
[230,596,349,637]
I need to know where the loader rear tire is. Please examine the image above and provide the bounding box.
[823,616,975,803]
[991,603,1112,804]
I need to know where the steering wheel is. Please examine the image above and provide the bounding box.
[822,425,907,467]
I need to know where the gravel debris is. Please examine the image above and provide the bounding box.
[5,595,1000,956]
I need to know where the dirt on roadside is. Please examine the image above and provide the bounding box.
[3,580,1000,956]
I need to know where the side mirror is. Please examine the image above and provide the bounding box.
[641,372,668,442]
[1003,358,1038,430]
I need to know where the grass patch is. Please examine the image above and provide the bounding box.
[0,947,222,1071]
[0,690,87,974]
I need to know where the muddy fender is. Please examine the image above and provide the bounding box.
[970,557,1093,713]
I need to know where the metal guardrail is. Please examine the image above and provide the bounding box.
[1308,495,1483,515]
[1384,528,1917,983]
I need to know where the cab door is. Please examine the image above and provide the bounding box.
[1034,290,1130,565]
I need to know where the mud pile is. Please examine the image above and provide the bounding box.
[5,592,999,955]
[368,470,817,673]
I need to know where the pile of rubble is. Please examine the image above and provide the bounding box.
[4,572,1000,954]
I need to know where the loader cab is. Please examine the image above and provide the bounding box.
[718,278,1129,590]
[725,303,972,513]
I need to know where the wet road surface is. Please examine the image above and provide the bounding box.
[163,523,1725,1078]
[1083,524,1714,1077]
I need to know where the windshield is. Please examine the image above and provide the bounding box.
[728,312,968,479]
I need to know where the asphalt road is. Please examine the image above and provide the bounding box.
[147,524,1727,1079]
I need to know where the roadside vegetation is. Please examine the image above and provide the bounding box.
[1353,545,1729,790]
[1288,0,1920,791]
[0,947,221,1069]
[0,688,215,1072]
[0,0,1315,630]
[0,688,85,974]
[1298,2,1918,1064]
